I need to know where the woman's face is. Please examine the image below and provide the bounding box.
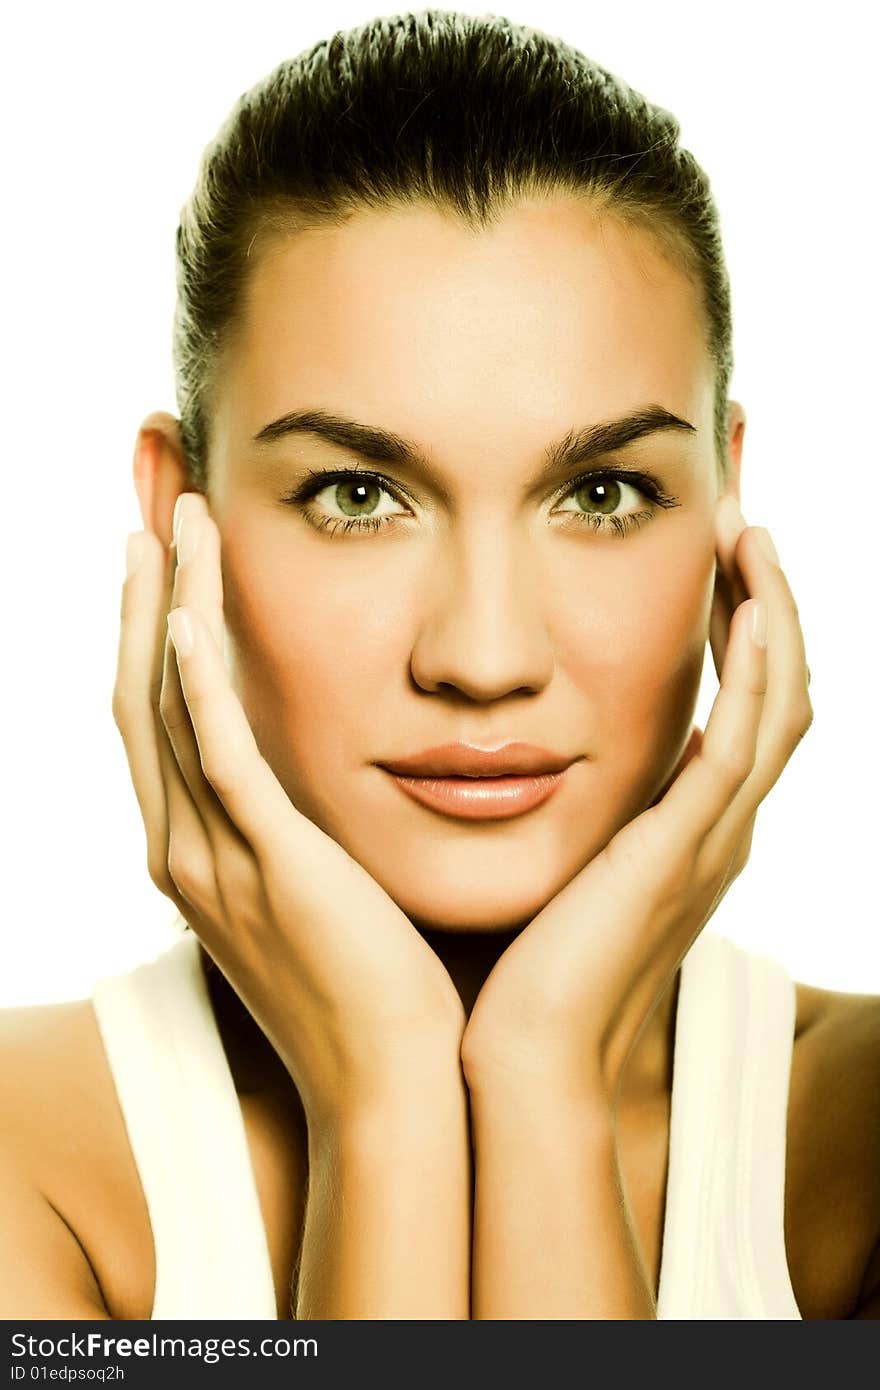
[207,196,724,932]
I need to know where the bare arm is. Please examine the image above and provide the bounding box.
[468,1083,654,1320]
[0,1149,112,1320]
[293,1060,472,1319]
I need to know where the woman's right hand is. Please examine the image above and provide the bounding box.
[112,490,466,1129]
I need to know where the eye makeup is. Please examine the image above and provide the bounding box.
[278,463,681,540]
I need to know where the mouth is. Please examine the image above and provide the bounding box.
[379,768,570,820]
[376,743,579,821]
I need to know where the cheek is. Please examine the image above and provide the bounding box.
[559,532,714,793]
[219,536,408,804]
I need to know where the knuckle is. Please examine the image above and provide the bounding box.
[111,686,130,731]
[785,697,814,743]
[710,742,754,788]
[147,847,175,897]
[199,747,238,800]
[166,842,216,909]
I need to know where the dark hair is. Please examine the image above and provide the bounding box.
[173,9,733,491]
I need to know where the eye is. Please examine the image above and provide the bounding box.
[310,474,408,522]
[549,468,678,537]
[280,468,413,536]
[554,473,647,519]
[282,464,680,539]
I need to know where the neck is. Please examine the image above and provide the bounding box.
[414,917,526,1020]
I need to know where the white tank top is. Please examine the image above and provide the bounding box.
[90,921,802,1319]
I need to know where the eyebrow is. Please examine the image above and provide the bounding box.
[252,404,697,489]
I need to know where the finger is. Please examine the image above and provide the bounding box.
[722,525,813,800]
[709,577,733,683]
[172,491,226,651]
[714,495,749,611]
[730,816,755,881]
[697,526,812,870]
[166,602,301,861]
[709,495,748,680]
[160,503,259,917]
[659,595,768,843]
[112,528,181,894]
[155,533,220,916]
[163,495,241,845]
[709,495,747,679]
[150,525,180,732]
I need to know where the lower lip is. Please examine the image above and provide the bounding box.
[381,769,568,820]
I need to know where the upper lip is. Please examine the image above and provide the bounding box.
[378,742,577,778]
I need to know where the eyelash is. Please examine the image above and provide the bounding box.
[279,466,680,538]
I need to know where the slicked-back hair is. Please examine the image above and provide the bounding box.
[173,9,734,489]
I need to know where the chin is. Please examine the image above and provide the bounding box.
[377,868,576,934]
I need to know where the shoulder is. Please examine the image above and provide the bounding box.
[788,980,880,1318]
[0,998,108,1174]
[792,978,880,1113]
[0,1000,127,1312]
[0,985,308,1321]
[0,995,138,1196]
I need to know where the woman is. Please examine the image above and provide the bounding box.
[2,10,878,1320]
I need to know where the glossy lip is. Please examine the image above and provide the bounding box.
[378,742,576,778]
[377,743,579,822]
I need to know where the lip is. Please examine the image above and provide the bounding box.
[378,742,576,778]
[377,743,578,821]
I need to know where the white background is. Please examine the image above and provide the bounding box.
[2,0,876,1005]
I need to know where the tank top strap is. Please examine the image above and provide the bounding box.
[655,929,802,1319]
[91,927,278,1319]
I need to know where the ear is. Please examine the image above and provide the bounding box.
[132,411,198,551]
[723,400,746,504]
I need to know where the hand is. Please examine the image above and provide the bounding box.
[112,492,465,1128]
[460,498,813,1109]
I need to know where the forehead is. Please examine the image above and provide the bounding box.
[214,197,714,461]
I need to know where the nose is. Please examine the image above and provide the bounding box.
[409,526,555,700]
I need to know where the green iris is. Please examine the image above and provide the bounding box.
[335,479,382,516]
[574,479,622,515]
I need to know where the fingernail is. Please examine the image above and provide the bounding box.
[752,527,779,565]
[751,599,768,648]
[172,493,186,547]
[172,492,201,549]
[125,531,145,578]
[177,514,201,566]
[167,607,194,659]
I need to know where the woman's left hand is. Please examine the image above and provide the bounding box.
[460,498,813,1109]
